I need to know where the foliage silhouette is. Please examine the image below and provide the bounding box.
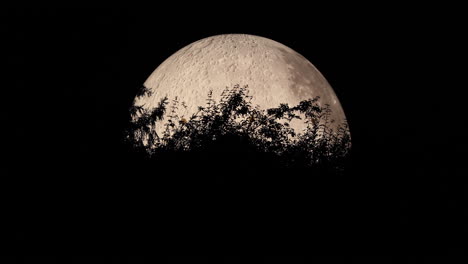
[126,85,351,173]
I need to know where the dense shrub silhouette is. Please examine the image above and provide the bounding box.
[126,85,351,174]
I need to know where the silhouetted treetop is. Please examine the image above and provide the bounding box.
[126,84,351,171]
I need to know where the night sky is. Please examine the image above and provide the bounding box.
[2,7,465,260]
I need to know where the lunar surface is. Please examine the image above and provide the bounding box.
[133,34,348,139]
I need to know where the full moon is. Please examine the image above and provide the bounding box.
[133,34,349,138]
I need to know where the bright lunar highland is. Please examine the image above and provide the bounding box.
[133,34,349,137]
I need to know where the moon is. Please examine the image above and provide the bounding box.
[133,34,349,139]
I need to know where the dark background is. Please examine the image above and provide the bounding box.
[2,7,466,261]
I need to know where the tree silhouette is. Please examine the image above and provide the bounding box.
[126,85,351,174]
